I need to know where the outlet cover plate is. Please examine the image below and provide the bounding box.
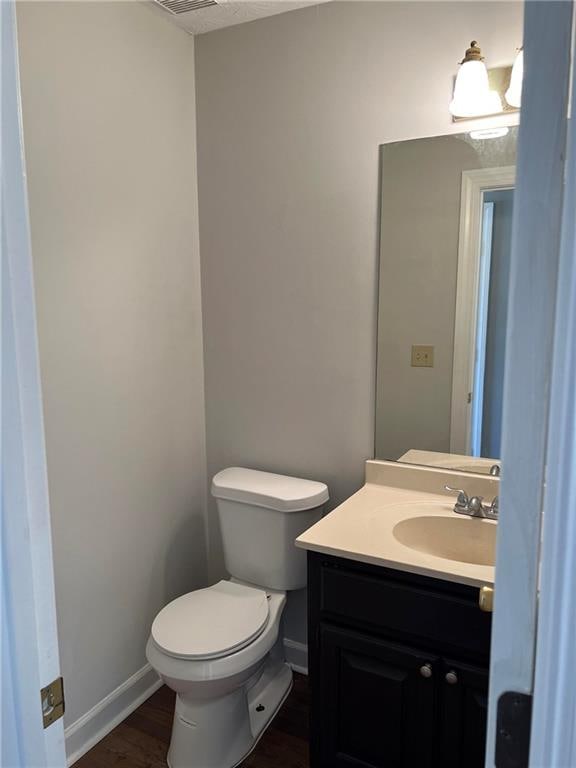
[411,345,434,368]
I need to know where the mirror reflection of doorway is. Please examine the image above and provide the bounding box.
[450,166,516,457]
[472,189,514,457]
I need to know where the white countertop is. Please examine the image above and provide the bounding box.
[296,469,497,588]
[399,449,499,475]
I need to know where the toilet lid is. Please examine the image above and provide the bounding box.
[151,581,270,660]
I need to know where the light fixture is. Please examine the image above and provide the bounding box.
[449,41,503,118]
[505,48,523,108]
[469,127,510,140]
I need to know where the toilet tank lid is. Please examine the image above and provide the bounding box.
[211,467,329,512]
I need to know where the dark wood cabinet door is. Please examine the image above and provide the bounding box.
[440,658,489,768]
[316,624,438,768]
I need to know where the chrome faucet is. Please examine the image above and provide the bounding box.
[444,486,499,520]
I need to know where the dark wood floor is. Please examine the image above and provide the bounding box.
[75,673,310,768]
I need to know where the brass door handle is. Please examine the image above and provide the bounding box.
[479,585,494,612]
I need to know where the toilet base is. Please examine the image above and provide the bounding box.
[166,658,293,768]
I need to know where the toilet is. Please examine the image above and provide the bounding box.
[146,467,328,768]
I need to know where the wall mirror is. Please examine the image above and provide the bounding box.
[375,127,518,474]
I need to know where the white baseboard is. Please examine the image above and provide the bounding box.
[283,638,308,675]
[65,663,162,765]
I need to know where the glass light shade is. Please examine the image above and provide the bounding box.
[505,49,523,108]
[449,60,503,118]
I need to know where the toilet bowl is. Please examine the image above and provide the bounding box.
[146,467,328,768]
[146,581,289,768]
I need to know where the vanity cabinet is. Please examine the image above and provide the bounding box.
[307,552,492,768]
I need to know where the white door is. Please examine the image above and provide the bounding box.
[1,1,66,765]
[529,65,576,764]
[485,1,575,765]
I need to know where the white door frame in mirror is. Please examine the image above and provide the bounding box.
[450,166,516,456]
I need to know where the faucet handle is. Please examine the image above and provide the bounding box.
[444,486,469,506]
[477,495,499,520]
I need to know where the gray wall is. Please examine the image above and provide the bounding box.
[195,1,523,643]
[375,132,517,461]
[17,1,207,728]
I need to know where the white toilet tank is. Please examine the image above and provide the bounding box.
[211,467,329,591]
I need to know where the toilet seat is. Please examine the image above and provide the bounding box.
[151,580,270,661]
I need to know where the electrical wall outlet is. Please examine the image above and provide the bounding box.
[411,345,434,367]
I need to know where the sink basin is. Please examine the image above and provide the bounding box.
[392,515,496,566]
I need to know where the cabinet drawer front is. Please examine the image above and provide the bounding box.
[319,564,491,656]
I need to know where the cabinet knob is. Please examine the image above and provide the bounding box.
[445,671,458,685]
[420,663,433,678]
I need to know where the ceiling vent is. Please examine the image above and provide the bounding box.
[154,0,218,15]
